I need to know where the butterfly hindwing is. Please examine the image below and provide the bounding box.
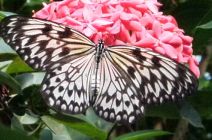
[41,51,96,114]
[93,50,145,123]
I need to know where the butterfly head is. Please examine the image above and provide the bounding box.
[98,39,104,46]
[95,39,105,63]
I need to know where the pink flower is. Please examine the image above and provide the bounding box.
[33,0,199,78]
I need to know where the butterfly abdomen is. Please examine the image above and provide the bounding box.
[90,74,100,104]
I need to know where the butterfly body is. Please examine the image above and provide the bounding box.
[89,40,105,105]
[0,15,198,124]
[95,40,105,63]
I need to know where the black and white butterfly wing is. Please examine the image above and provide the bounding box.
[0,15,95,70]
[93,50,144,123]
[93,46,198,123]
[0,15,96,114]
[41,51,96,114]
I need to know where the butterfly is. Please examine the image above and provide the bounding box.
[0,15,198,124]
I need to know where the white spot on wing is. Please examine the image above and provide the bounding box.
[24,30,43,35]
[22,25,45,30]
[49,98,54,106]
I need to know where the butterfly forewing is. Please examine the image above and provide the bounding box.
[0,15,95,70]
[105,46,198,105]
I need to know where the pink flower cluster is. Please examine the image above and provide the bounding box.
[33,0,199,77]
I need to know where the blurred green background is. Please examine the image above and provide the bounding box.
[0,0,212,140]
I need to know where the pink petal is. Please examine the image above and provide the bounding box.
[140,14,154,27]
[92,33,102,44]
[103,34,116,46]
[83,6,95,22]
[130,32,137,43]
[92,19,113,26]
[64,16,83,26]
[189,57,200,78]
[114,39,125,45]
[152,20,162,38]
[120,12,137,20]
[71,9,83,18]
[146,1,159,14]
[135,35,156,48]
[118,24,131,42]
[183,44,193,55]
[57,6,70,17]
[33,9,49,19]
[123,20,142,31]
[81,0,95,4]
[177,53,189,63]
[180,34,193,45]
[128,7,142,18]
[108,20,121,34]
[135,4,148,13]
[83,25,97,37]
[120,0,144,8]
[160,43,178,59]
[168,35,182,46]
[58,0,73,7]
[109,12,121,21]
[154,46,165,55]
[169,15,178,26]
[193,56,199,65]
[159,31,173,42]
[163,22,176,31]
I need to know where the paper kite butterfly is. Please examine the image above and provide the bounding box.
[0,15,198,124]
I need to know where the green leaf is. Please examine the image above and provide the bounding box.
[24,0,49,6]
[19,113,39,125]
[0,71,21,93]
[194,6,212,31]
[40,128,53,140]
[11,116,25,133]
[9,95,26,116]
[42,115,107,140]
[171,0,211,34]
[114,130,172,140]
[0,11,17,20]
[0,53,17,61]
[6,57,33,74]
[0,124,36,140]
[0,38,16,54]
[15,72,45,89]
[41,116,74,140]
[85,108,113,132]
[19,0,49,16]
[187,90,212,119]
[146,102,180,119]
[180,101,204,128]
[196,20,212,30]
[192,7,212,49]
